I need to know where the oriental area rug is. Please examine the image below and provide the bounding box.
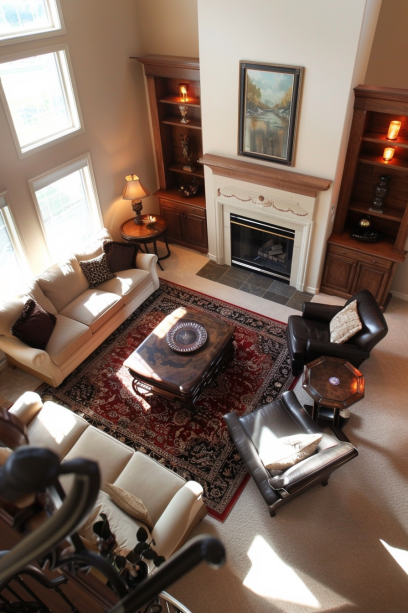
[39,281,295,521]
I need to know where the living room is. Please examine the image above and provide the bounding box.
[1,0,408,612]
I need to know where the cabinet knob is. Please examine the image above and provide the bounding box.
[372,260,377,263]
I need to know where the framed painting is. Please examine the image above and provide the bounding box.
[238,61,303,167]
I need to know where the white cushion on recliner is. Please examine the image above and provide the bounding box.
[259,433,322,472]
[59,290,123,333]
[97,269,151,305]
[37,256,89,312]
[46,314,92,366]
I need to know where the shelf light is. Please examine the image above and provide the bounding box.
[178,83,189,103]
[387,121,401,140]
[383,147,395,162]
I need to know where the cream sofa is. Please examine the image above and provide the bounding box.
[9,391,207,561]
[0,229,160,387]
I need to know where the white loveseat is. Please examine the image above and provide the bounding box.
[0,229,160,387]
[8,392,207,561]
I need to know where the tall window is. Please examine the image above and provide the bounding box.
[0,192,28,294]
[0,0,64,45]
[29,154,103,262]
[0,46,83,156]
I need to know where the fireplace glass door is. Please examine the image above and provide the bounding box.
[230,214,294,284]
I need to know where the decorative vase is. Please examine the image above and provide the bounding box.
[369,175,390,214]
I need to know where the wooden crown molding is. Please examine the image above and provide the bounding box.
[198,154,331,198]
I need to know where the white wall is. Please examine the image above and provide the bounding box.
[365,0,408,300]
[198,0,382,292]
[0,0,157,279]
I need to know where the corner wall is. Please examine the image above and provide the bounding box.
[198,0,382,293]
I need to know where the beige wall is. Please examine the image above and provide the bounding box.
[198,0,382,293]
[365,0,408,299]
[0,0,157,278]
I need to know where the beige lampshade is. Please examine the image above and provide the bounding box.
[122,175,150,201]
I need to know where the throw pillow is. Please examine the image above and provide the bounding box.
[259,432,322,472]
[330,300,363,344]
[105,483,154,530]
[103,241,138,273]
[79,253,116,288]
[11,299,57,350]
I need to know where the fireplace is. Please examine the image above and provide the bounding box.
[230,214,294,284]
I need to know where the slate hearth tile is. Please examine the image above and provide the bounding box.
[223,267,252,283]
[218,275,243,290]
[247,272,274,291]
[292,290,313,303]
[269,281,297,298]
[241,283,266,297]
[263,291,290,305]
[196,263,227,282]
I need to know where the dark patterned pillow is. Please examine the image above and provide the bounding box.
[103,241,138,273]
[11,299,57,350]
[79,253,116,288]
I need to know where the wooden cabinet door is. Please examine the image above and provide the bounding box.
[159,204,184,241]
[351,262,390,303]
[184,211,208,249]
[321,250,357,294]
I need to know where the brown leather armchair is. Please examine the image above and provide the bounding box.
[286,289,388,376]
[223,391,358,516]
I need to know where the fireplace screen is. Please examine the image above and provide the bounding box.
[230,214,294,284]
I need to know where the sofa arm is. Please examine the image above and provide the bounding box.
[0,336,63,386]
[269,442,358,494]
[306,339,369,367]
[151,481,204,560]
[136,252,160,290]
[302,302,343,322]
[8,391,43,426]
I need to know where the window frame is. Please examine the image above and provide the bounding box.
[0,43,84,158]
[0,0,65,47]
[0,190,30,286]
[28,152,104,263]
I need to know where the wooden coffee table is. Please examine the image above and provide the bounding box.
[302,355,365,441]
[124,307,235,407]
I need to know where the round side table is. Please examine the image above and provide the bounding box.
[302,355,365,441]
[120,215,171,271]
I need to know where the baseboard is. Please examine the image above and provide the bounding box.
[390,290,408,302]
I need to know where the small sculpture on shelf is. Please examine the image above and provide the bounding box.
[178,176,199,198]
[180,134,195,172]
[350,217,383,243]
[369,175,390,214]
[178,105,190,124]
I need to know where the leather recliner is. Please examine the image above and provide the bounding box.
[223,391,358,516]
[286,289,388,376]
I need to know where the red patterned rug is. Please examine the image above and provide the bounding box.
[39,281,295,521]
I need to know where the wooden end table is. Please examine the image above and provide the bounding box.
[124,307,235,407]
[302,355,365,441]
[120,215,171,271]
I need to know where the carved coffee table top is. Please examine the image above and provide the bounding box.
[124,307,235,397]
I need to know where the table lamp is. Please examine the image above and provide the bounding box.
[123,174,150,225]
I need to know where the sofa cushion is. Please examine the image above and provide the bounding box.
[11,299,57,350]
[37,256,89,312]
[259,432,322,472]
[113,452,185,525]
[59,290,123,333]
[97,269,151,305]
[79,490,152,553]
[46,315,92,366]
[26,401,89,459]
[103,241,138,273]
[79,253,116,288]
[105,483,154,530]
[330,300,363,344]
[74,228,112,262]
[24,279,58,316]
[0,295,26,338]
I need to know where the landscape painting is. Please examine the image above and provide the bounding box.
[238,62,303,166]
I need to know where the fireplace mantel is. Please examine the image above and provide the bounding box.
[199,154,331,198]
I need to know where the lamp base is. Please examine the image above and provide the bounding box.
[131,199,143,224]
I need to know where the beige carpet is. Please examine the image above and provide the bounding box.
[2,244,408,612]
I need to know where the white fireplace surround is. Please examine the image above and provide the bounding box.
[208,183,317,292]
